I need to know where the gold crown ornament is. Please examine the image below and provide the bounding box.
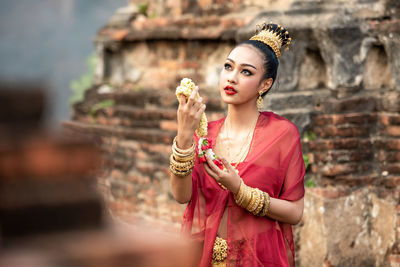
[249,22,291,59]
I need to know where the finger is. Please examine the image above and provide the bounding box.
[220,157,235,173]
[186,87,198,107]
[178,94,187,106]
[195,104,206,118]
[205,154,223,174]
[192,97,203,110]
[203,163,219,180]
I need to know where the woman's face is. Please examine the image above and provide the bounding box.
[219,45,268,107]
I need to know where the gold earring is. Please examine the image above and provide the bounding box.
[257,91,263,110]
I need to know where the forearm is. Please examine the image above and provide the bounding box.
[169,134,195,204]
[234,181,304,225]
[170,173,192,204]
[267,197,304,225]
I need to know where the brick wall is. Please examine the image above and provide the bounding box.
[65,0,400,265]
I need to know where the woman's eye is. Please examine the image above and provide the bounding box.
[224,63,232,70]
[242,69,252,76]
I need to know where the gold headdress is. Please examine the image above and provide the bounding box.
[249,22,291,59]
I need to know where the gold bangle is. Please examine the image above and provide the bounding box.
[172,148,194,159]
[248,189,262,213]
[260,192,271,217]
[169,155,194,176]
[253,189,265,216]
[234,180,244,203]
[173,151,196,162]
[173,136,195,154]
[241,185,252,208]
[169,165,192,177]
[170,154,195,168]
[246,189,258,212]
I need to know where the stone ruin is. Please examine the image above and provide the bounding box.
[64,0,400,266]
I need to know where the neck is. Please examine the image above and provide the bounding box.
[226,103,260,133]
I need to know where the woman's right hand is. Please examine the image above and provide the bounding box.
[176,86,206,149]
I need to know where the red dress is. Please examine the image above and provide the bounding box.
[182,112,305,267]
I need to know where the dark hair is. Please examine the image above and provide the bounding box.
[236,23,291,97]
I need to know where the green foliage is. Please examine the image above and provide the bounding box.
[69,53,97,105]
[303,154,316,187]
[303,154,310,169]
[138,2,148,16]
[303,130,316,141]
[305,179,316,188]
[90,99,115,117]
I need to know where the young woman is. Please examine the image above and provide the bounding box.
[169,22,305,267]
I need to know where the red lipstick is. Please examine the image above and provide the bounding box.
[224,85,237,95]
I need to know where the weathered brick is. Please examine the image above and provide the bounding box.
[160,120,178,131]
[322,97,378,113]
[312,115,333,126]
[333,138,360,149]
[386,164,400,174]
[313,125,370,138]
[386,126,400,137]
[308,187,344,199]
[322,163,358,177]
[379,113,400,126]
[378,151,400,163]
[0,138,101,180]
[308,140,334,151]
[313,113,377,126]
[375,139,400,150]
[313,151,373,163]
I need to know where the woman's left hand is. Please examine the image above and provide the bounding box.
[203,155,242,194]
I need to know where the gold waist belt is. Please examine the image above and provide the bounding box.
[212,236,227,265]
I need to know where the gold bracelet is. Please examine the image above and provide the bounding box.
[169,155,194,177]
[249,189,262,213]
[173,136,195,154]
[253,189,265,216]
[234,180,244,203]
[241,185,252,208]
[173,151,196,162]
[170,154,195,169]
[169,164,192,177]
[246,189,259,212]
[172,147,194,159]
[260,192,271,217]
[170,163,194,172]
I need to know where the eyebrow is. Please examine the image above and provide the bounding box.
[226,58,257,70]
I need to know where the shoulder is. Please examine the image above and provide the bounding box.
[260,111,300,138]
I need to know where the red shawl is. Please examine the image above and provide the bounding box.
[182,111,305,267]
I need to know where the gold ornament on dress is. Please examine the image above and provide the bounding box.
[212,236,228,264]
[249,22,291,59]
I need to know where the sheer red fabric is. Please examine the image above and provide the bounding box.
[182,112,305,267]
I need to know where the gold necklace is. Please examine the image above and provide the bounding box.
[226,119,254,164]
[217,115,258,173]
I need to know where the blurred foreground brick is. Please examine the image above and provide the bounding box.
[0,84,199,267]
